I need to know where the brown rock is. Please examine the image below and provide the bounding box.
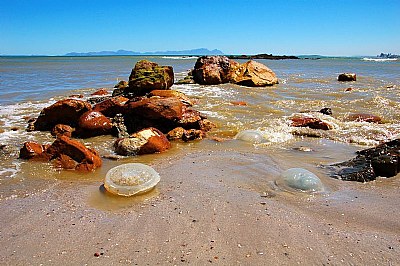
[338,73,356,82]
[51,124,74,138]
[230,101,247,106]
[93,96,129,117]
[182,129,206,141]
[34,99,92,131]
[114,80,128,89]
[76,111,113,138]
[192,56,232,85]
[127,60,174,96]
[230,60,279,87]
[91,88,109,96]
[114,127,170,156]
[166,127,185,140]
[54,154,77,169]
[345,113,382,123]
[149,90,194,106]
[291,117,333,130]
[126,97,184,122]
[19,142,50,160]
[47,135,102,171]
[199,119,217,132]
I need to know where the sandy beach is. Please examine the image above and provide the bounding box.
[1,144,399,265]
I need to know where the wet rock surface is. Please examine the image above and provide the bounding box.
[34,99,92,131]
[329,139,400,182]
[338,73,356,82]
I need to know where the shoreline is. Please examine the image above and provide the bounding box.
[1,145,399,264]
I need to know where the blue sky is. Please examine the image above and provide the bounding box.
[1,0,399,56]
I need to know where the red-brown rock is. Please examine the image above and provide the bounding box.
[149,90,194,106]
[126,97,184,121]
[34,99,92,131]
[51,124,74,138]
[93,96,129,117]
[345,113,382,123]
[19,142,50,160]
[291,117,333,130]
[91,88,109,96]
[230,101,247,106]
[47,135,102,171]
[76,111,113,138]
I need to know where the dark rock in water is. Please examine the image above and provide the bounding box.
[51,124,74,138]
[291,116,333,130]
[76,111,113,138]
[127,60,174,96]
[338,73,356,82]
[319,108,332,115]
[331,156,376,182]
[371,155,398,177]
[329,138,400,182]
[345,113,382,123]
[34,99,92,131]
[193,56,233,85]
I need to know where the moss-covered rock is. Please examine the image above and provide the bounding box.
[127,60,174,96]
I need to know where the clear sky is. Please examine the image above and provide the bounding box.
[1,0,399,56]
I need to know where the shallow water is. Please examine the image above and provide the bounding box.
[0,56,399,203]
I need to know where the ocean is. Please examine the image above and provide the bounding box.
[1,55,399,204]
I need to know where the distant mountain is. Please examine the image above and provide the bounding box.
[64,48,224,56]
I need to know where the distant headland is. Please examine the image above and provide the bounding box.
[64,48,224,56]
[228,54,300,60]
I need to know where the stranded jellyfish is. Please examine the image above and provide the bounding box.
[280,168,324,192]
[235,130,266,144]
[104,163,160,196]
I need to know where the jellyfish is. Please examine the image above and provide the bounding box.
[280,168,324,192]
[235,130,266,144]
[104,163,160,196]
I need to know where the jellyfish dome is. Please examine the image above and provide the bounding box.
[280,168,324,192]
[104,163,160,196]
[235,130,266,144]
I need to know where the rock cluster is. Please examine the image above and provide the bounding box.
[180,56,279,87]
[20,60,215,171]
[329,139,400,182]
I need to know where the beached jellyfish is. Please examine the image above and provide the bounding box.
[280,168,324,192]
[104,163,160,196]
[235,130,266,144]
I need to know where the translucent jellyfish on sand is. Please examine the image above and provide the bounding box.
[280,168,324,192]
[104,163,160,196]
[235,130,266,144]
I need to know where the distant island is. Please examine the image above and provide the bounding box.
[64,48,224,56]
[377,53,400,59]
[228,54,300,60]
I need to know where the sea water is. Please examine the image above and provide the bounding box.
[0,55,399,200]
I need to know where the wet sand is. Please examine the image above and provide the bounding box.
[1,147,399,265]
